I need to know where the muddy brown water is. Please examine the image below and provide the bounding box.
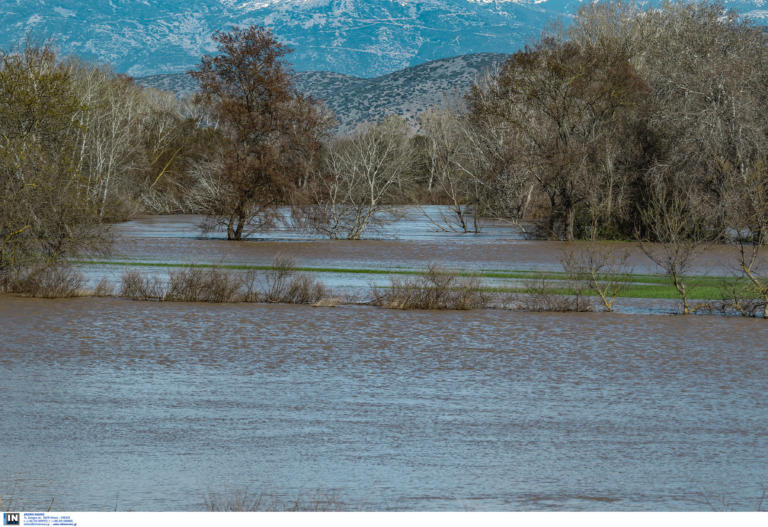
[72,213,741,315]
[2,211,766,511]
[108,212,742,275]
[1,297,767,511]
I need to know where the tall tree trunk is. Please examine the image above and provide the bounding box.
[227,214,237,240]
[234,214,245,240]
[566,205,576,242]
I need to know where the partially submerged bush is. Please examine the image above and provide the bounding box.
[517,277,592,312]
[92,278,114,297]
[261,255,327,304]
[5,265,85,298]
[712,281,767,318]
[371,264,489,310]
[166,267,240,303]
[119,258,330,305]
[119,269,166,301]
[560,244,632,312]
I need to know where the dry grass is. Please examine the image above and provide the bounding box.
[204,489,345,512]
[371,264,489,310]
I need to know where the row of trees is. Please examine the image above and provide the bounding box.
[294,2,768,246]
[421,0,768,245]
[0,43,218,281]
[2,1,767,309]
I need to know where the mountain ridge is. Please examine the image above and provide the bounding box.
[1,0,588,78]
[4,1,765,79]
[137,52,510,133]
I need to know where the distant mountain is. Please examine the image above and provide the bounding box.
[1,0,560,77]
[3,1,764,78]
[138,52,509,133]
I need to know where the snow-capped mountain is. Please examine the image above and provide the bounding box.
[1,0,766,78]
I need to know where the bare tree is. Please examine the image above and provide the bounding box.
[572,1,768,238]
[467,34,649,240]
[305,116,412,240]
[0,45,108,281]
[639,176,713,315]
[723,160,768,318]
[418,106,491,233]
[561,243,632,312]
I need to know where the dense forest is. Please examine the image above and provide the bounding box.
[1,1,767,313]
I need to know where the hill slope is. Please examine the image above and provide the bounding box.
[138,52,509,133]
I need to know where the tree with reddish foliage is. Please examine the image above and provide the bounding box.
[190,26,332,240]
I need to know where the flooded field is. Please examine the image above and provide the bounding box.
[1,298,767,511]
[72,209,747,314]
[104,210,740,276]
[2,210,766,511]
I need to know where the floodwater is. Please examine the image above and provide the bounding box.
[106,209,740,276]
[1,298,766,511]
[2,209,766,511]
[77,208,744,313]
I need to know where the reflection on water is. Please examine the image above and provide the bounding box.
[116,207,526,241]
[68,208,742,316]
[1,297,766,511]
[109,209,741,275]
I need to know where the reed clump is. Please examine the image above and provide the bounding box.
[204,489,344,512]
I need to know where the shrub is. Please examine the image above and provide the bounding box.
[239,269,260,303]
[517,277,592,312]
[261,255,327,304]
[119,260,331,305]
[92,277,114,297]
[712,281,767,317]
[371,264,489,310]
[119,269,165,301]
[5,265,84,298]
[165,268,240,303]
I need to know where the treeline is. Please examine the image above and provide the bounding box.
[2,1,768,288]
[0,43,219,282]
[418,0,768,243]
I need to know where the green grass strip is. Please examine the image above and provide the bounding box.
[72,259,742,283]
[485,284,740,300]
[72,259,748,300]
[73,260,419,275]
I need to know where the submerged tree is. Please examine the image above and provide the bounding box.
[468,36,649,240]
[190,26,331,240]
[305,116,413,240]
